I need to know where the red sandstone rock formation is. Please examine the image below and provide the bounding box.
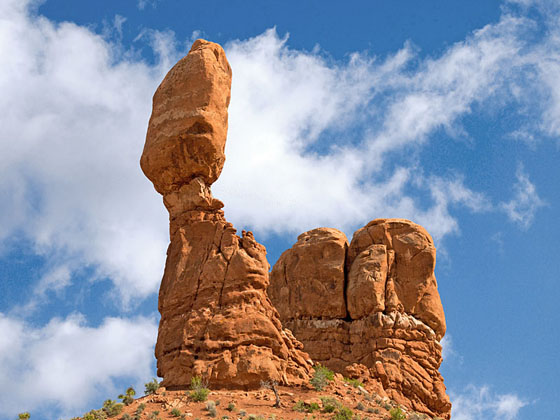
[141,39,312,389]
[269,219,451,419]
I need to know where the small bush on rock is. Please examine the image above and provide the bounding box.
[144,378,160,395]
[119,387,136,405]
[18,414,30,420]
[389,407,406,420]
[334,406,353,420]
[190,376,210,402]
[310,364,334,391]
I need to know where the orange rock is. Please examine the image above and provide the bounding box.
[269,228,348,320]
[268,219,451,419]
[141,39,232,196]
[142,40,312,390]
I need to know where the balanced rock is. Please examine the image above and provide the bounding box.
[142,40,312,389]
[269,219,451,419]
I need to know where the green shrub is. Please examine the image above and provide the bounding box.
[82,410,107,420]
[170,408,182,417]
[189,376,210,402]
[122,415,132,420]
[226,402,235,412]
[389,407,406,420]
[118,387,136,405]
[343,377,364,388]
[206,400,217,418]
[147,411,161,420]
[18,414,30,420]
[320,396,340,413]
[355,402,365,411]
[101,399,123,417]
[293,401,320,413]
[239,410,247,417]
[310,364,334,391]
[144,378,160,395]
[334,406,353,420]
[293,401,306,412]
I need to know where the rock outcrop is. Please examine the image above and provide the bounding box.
[269,219,451,419]
[141,39,312,389]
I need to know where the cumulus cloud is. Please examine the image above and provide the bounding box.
[451,385,527,420]
[0,313,158,419]
[501,165,545,229]
[0,0,552,309]
[0,0,172,303]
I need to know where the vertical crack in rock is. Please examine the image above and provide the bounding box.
[141,39,312,390]
[268,219,452,419]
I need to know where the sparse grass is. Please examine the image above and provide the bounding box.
[170,408,182,417]
[334,406,353,420]
[343,377,364,388]
[320,396,340,413]
[206,400,217,417]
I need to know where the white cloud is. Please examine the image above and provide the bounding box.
[501,165,545,229]
[216,24,515,239]
[0,0,551,310]
[0,313,158,419]
[0,0,172,303]
[451,385,527,420]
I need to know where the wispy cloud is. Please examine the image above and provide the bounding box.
[451,385,528,420]
[137,0,160,11]
[501,165,545,229]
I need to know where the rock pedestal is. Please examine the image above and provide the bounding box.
[269,219,451,419]
[141,40,312,389]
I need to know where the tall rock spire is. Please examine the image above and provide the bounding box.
[141,40,312,389]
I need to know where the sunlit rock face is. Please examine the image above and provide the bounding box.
[141,39,312,390]
[269,219,451,419]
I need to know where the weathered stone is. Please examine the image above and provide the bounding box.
[268,219,451,419]
[269,228,348,320]
[142,39,312,390]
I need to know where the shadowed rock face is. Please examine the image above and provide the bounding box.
[141,39,312,389]
[269,219,451,419]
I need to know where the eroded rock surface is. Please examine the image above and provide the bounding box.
[269,219,451,419]
[142,39,312,389]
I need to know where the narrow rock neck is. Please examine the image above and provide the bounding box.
[162,177,225,235]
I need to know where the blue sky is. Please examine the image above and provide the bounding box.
[0,0,558,419]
